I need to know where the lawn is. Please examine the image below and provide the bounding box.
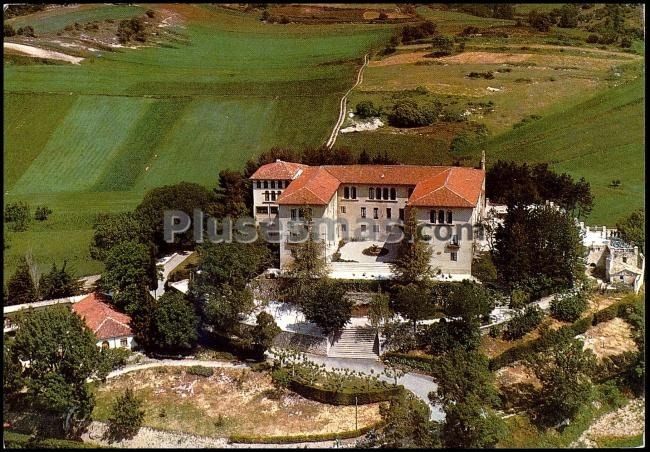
[3,4,393,280]
[92,367,381,438]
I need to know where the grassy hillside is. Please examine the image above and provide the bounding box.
[3,4,393,280]
[477,68,644,225]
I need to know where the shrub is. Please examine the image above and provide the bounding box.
[4,431,97,448]
[467,71,494,79]
[387,100,439,128]
[355,100,380,118]
[488,324,502,338]
[96,347,131,380]
[503,305,544,340]
[187,365,214,377]
[586,34,600,43]
[106,388,144,441]
[4,23,16,37]
[34,206,53,221]
[550,293,588,322]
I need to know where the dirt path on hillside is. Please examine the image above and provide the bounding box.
[4,42,84,64]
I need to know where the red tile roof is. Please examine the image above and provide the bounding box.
[72,293,133,340]
[249,160,307,180]
[277,167,340,205]
[408,167,484,207]
[251,162,484,207]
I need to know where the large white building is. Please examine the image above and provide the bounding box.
[250,159,486,277]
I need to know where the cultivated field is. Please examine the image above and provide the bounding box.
[3,4,393,279]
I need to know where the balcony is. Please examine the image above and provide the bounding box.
[447,239,461,249]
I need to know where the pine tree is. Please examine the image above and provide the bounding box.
[6,258,37,306]
[391,209,434,284]
[106,388,144,441]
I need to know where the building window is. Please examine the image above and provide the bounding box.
[369,187,375,200]
[271,191,276,201]
[341,224,347,232]
[376,187,381,199]
[383,188,389,200]
[351,186,357,199]
[430,209,436,223]
[361,224,367,233]
[399,208,405,221]
[373,208,379,219]
[291,209,298,220]
[264,191,270,202]
[270,206,278,214]
[341,206,346,214]
[390,188,396,200]
[373,224,379,233]
[451,234,459,245]
[438,210,445,224]
[361,207,366,218]
[623,256,628,263]
[451,252,458,262]
[270,180,275,189]
[256,206,269,214]
[120,338,128,348]
[620,275,624,280]
[256,180,261,189]
[447,210,453,224]
[344,186,350,199]
[386,208,391,219]
[263,181,268,189]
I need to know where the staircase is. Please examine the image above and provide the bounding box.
[328,327,378,359]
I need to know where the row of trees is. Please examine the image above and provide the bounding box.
[486,160,594,218]
[5,259,81,306]
[4,202,52,232]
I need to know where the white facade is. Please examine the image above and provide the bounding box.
[97,336,135,350]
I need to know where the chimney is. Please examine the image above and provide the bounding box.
[634,246,639,256]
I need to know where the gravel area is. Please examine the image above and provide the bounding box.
[571,398,645,448]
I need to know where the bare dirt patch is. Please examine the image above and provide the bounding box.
[495,362,542,390]
[572,398,645,447]
[4,42,83,64]
[582,318,638,361]
[93,367,381,439]
[440,51,534,65]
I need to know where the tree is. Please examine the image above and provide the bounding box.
[214,169,248,218]
[528,10,553,32]
[493,204,584,295]
[38,261,82,300]
[393,283,435,333]
[430,349,506,447]
[528,339,597,427]
[357,149,371,164]
[430,34,454,56]
[441,393,507,448]
[367,291,392,330]
[34,206,53,221]
[4,201,30,232]
[4,22,16,37]
[355,101,379,118]
[135,182,219,251]
[374,392,441,448]
[150,291,199,352]
[550,293,588,322]
[285,230,328,302]
[442,280,494,322]
[102,241,158,311]
[3,336,23,395]
[106,388,144,441]
[616,209,644,252]
[391,209,434,283]
[387,99,439,128]
[11,305,99,434]
[202,283,254,334]
[301,279,352,335]
[558,4,579,28]
[90,212,151,261]
[6,257,37,306]
[251,311,281,357]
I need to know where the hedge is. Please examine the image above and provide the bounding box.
[229,422,383,444]
[186,365,214,377]
[286,378,403,405]
[3,431,99,449]
[381,352,436,374]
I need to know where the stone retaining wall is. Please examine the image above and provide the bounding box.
[272,331,328,356]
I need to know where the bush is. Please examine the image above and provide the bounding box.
[503,305,544,340]
[16,25,35,37]
[287,378,402,405]
[106,388,144,441]
[586,34,600,43]
[4,23,16,37]
[145,9,155,18]
[96,347,131,380]
[187,365,214,377]
[467,71,494,80]
[355,101,380,118]
[550,293,588,322]
[387,100,439,128]
[3,431,98,448]
[229,423,381,444]
[34,206,53,221]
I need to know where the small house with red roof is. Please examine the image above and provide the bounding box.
[249,155,487,277]
[72,293,135,350]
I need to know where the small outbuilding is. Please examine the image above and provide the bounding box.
[72,293,135,350]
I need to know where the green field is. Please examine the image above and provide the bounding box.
[3,4,392,280]
[477,69,644,225]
